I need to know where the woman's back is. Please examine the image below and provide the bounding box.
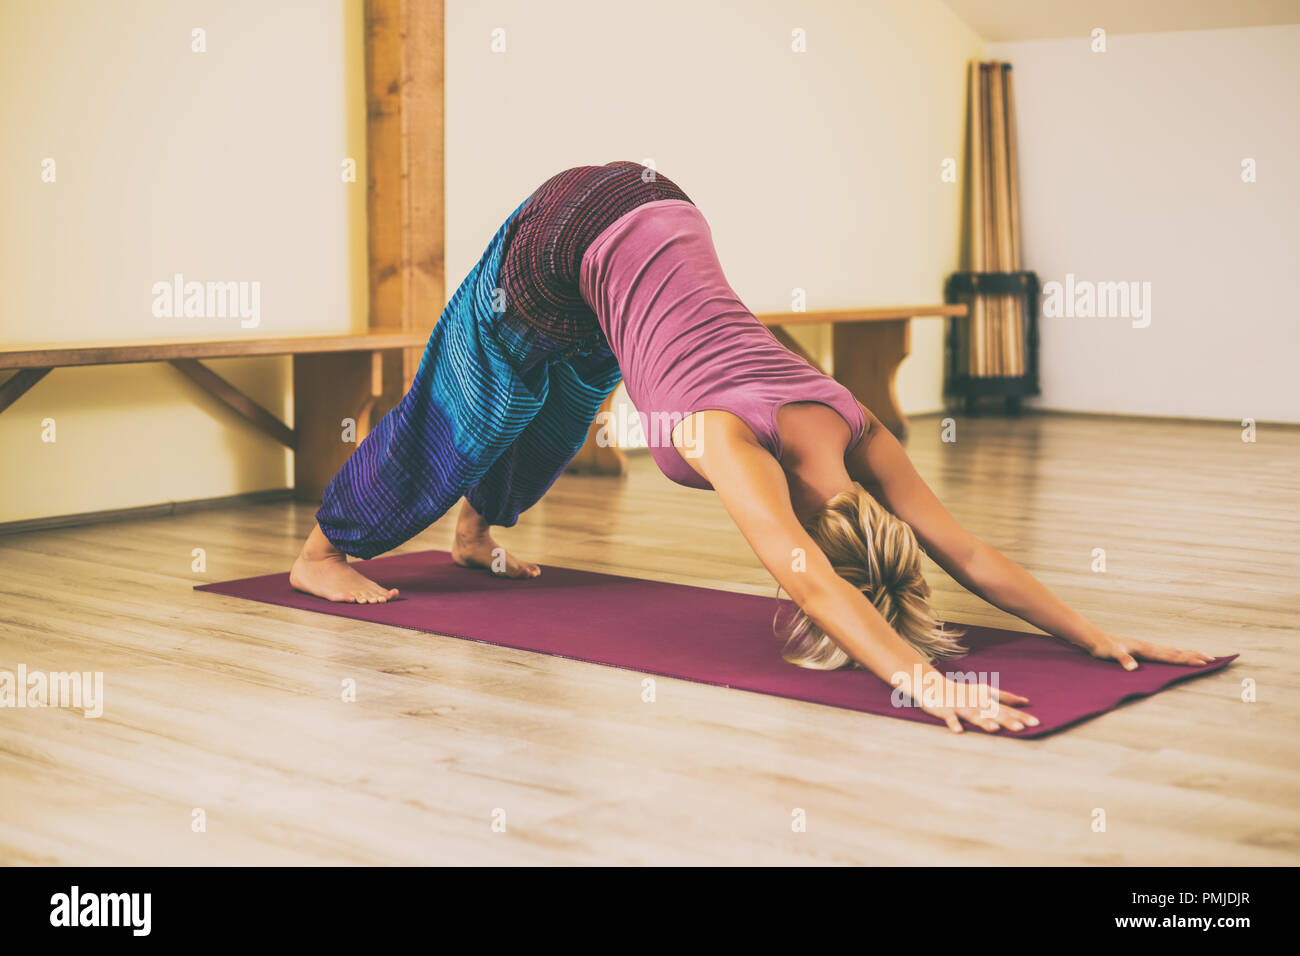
[580,198,865,489]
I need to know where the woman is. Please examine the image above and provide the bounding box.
[291,161,1214,733]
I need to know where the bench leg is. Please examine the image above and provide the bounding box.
[169,359,295,448]
[567,389,626,476]
[0,368,51,414]
[293,351,384,502]
[832,318,910,439]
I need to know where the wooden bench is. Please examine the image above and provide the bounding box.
[569,304,968,475]
[2,303,966,498]
[0,332,430,501]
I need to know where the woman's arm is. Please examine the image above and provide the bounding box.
[847,408,1215,670]
[692,414,1035,733]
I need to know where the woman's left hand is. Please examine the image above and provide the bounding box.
[1073,631,1216,671]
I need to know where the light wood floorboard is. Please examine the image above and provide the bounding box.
[0,412,1296,865]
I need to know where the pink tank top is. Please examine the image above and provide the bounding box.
[579,199,867,490]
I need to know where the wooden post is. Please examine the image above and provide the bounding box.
[293,1,444,501]
[364,0,445,413]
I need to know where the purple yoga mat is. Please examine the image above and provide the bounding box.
[196,550,1236,738]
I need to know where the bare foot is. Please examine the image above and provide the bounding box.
[290,524,399,603]
[451,506,540,579]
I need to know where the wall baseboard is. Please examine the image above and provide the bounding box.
[0,488,296,537]
[6,407,1292,536]
[1015,406,1299,428]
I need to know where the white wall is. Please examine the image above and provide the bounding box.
[0,0,366,523]
[446,0,986,431]
[2,0,979,524]
[988,25,1300,422]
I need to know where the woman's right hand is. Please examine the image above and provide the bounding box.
[919,680,1040,734]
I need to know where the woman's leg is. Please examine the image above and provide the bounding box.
[291,199,541,601]
[448,497,538,578]
[311,311,546,557]
[291,521,400,604]
[436,162,686,581]
[466,351,622,526]
[453,349,623,577]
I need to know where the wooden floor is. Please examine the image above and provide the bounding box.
[1,412,1297,865]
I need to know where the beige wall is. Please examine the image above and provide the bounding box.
[0,0,367,522]
[446,0,984,442]
[944,0,1300,41]
[3,0,983,523]
[988,25,1300,422]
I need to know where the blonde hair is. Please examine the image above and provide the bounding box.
[777,485,965,669]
